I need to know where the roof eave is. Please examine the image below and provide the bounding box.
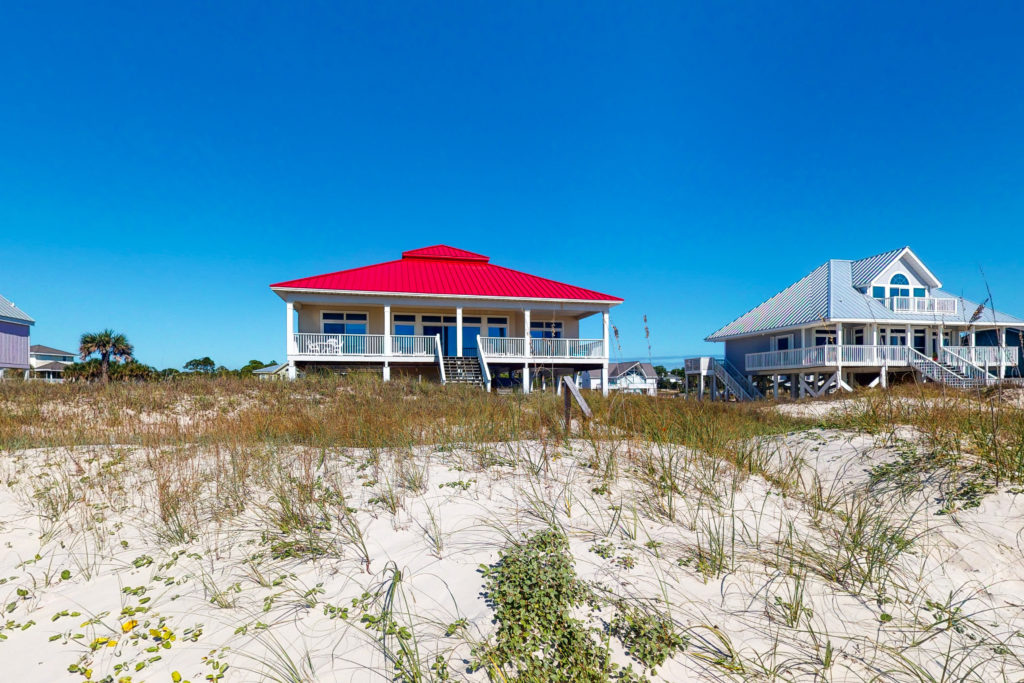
[270,286,623,306]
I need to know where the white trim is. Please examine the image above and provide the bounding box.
[271,286,622,306]
[771,333,794,351]
[897,247,942,289]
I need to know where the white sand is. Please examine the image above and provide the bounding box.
[1,432,1023,681]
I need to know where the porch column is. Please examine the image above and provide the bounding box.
[456,306,463,357]
[905,325,912,350]
[523,309,531,358]
[523,363,530,394]
[1000,329,1007,379]
[382,362,391,382]
[773,374,779,399]
[970,329,976,346]
[698,374,704,400]
[286,301,297,380]
[602,309,610,360]
[601,362,609,397]
[286,301,296,355]
[380,303,387,362]
[835,322,844,379]
[871,324,879,346]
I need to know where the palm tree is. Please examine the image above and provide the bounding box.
[79,330,134,383]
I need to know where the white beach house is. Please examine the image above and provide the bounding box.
[270,245,622,394]
[687,247,1022,400]
[29,344,76,382]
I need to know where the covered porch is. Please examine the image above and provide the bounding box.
[282,299,611,392]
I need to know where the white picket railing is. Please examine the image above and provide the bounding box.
[480,337,526,357]
[746,345,913,371]
[294,333,385,356]
[946,346,1019,367]
[530,338,605,359]
[882,297,957,314]
[478,337,605,359]
[391,335,436,356]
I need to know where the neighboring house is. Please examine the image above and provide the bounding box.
[689,246,1023,400]
[0,293,34,379]
[270,245,622,394]
[583,361,658,395]
[30,345,76,381]
[252,362,288,380]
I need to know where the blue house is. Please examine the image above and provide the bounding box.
[0,293,34,379]
[688,247,1023,399]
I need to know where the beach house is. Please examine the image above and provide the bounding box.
[687,247,1022,399]
[29,345,76,381]
[583,361,658,396]
[0,293,34,379]
[270,245,622,393]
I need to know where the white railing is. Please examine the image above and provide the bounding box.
[435,334,445,383]
[940,348,993,385]
[530,338,605,359]
[684,357,711,374]
[480,337,526,357]
[478,337,606,359]
[391,335,436,356]
[477,335,492,391]
[946,346,1019,367]
[294,333,385,356]
[746,345,913,371]
[882,297,957,314]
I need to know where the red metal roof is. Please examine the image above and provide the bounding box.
[271,245,622,302]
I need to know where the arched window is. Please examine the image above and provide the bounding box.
[889,273,910,298]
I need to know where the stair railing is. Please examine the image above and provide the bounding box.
[908,348,979,388]
[477,335,492,391]
[435,334,446,384]
[941,347,993,386]
[717,357,763,400]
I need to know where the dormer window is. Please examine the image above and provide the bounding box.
[913,287,926,298]
[872,286,885,299]
[889,273,910,298]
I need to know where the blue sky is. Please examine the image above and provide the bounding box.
[2,2,1023,369]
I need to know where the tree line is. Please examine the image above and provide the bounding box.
[61,329,277,382]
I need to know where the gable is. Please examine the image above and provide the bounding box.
[871,256,933,293]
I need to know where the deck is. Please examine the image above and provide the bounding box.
[745,345,1018,373]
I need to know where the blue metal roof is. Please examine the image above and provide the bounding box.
[849,247,906,287]
[0,293,34,325]
[707,249,1024,341]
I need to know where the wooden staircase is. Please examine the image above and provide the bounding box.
[441,357,485,387]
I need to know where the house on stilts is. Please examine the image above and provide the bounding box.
[270,245,622,394]
[684,247,1022,400]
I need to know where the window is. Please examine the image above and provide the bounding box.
[322,312,367,334]
[890,286,910,297]
[487,316,508,338]
[913,288,926,298]
[393,314,416,335]
[814,329,835,346]
[530,321,563,339]
[854,329,864,345]
[890,274,910,285]
[872,286,886,299]
[773,334,792,351]
[913,328,927,353]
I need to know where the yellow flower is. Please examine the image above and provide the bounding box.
[121,619,138,633]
